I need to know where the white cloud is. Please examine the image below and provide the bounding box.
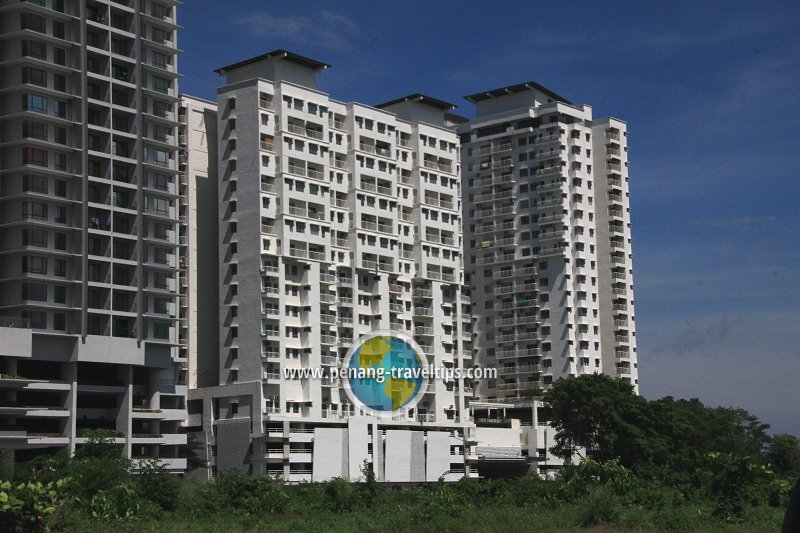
[238,10,358,51]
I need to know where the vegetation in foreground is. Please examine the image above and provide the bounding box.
[1,375,797,532]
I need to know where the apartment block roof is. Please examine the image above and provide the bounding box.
[375,93,458,111]
[214,49,331,74]
[464,81,571,105]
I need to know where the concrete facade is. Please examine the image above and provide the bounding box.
[459,82,638,400]
[0,0,187,473]
[183,50,477,482]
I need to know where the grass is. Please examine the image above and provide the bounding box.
[50,501,785,533]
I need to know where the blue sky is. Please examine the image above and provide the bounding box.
[178,1,800,434]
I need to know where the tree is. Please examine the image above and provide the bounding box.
[542,374,654,469]
[766,434,800,479]
[178,433,206,471]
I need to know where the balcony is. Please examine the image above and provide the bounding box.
[359,182,393,196]
[473,190,514,203]
[286,123,323,140]
[536,197,563,209]
[533,150,561,160]
[359,221,393,234]
[286,206,326,221]
[475,221,516,234]
[535,166,562,177]
[496,348,539,359]
[535,133,561,144]
[538,229,565,241]
[494,283,536,295]
[360,260,394,273]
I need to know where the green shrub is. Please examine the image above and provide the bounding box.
[575,485,621,527]
[323,477,359,512]
[509,474,561,506]
[89,483,147,522]
[212,471,289,514]
[0,478,67,532]
[134,459,181,511]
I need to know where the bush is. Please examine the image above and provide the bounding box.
[212,471,289,514]
[575,486,622,527]
[509,474,561,506]
[0,478,67,532]
[89,483,141,522]
[133,459,181,512]
[323,477,359,512]
[450,476,507,504]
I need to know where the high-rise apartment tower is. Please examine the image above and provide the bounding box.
[0,0,187,473]
[186,50,477,482]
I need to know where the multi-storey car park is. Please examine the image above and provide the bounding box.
[0,0,187,474]
[184,50,478,482]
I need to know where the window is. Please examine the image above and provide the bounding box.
[51,21,64,39]
[152,99,170,117]
[20,13,46,33]
[23,229,47,247]
[22,283,47,301]
[53,313,65,331]
[53,47,65,65]
[22,256,47,274]
[22,148,47,167]
[151,51,167,69]
[53,74,66,92]
[149,197,169,216]
[22,67,47,87]
[153,149,169,166]
[22,311,47,329]
[153,272,168,289]
[54,127,66,145]
[53,100,67,118]
[152,27,170,45]
[54,259,66,277]
[153,297,168,314]
[152,124,169,142]
[23,174,48,193]
[153,223,168,239]
[53,153,66,171]
[152,76,169,94]
[21,40,47,60]
[54,233,66,250]
[54,206,66,223]
[23,201,47,220]
[150,173,168,191]
[24,94,47,114]
[53,286,66,304]
[153,322,169,339]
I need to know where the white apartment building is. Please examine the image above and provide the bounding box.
[176,95,218,390]
[460,82,637,475]
[0,0,187,473]
[459,80,637,414]
[185,50,479,482]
